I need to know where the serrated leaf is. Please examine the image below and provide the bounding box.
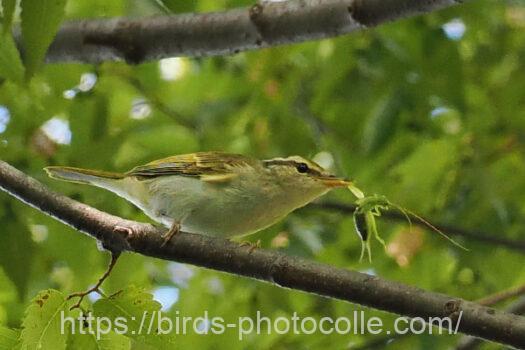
[93,286,175,348]
[67,329,131,350]
[20,0,66,78]
[96,330,130,350]
[0,326,20,349]
[20,289,69,350]
[1,0,17,32]
[0,32,24,82]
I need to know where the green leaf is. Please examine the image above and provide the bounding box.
[390,139,458,211]
[114,125,199,168]
[361,92,402,154]
[93,286,175,348]
[1,0,17,32]
[0,221,34,299]
[156,0,196,13]
[0,32,24,82]
[0,267,17,304]
[20,289,69,350]
[20,0,66,78]
[0,326,20,349]
[67,329,131,350]
[96,330,131,350]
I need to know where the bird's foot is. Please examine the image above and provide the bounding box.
[239,239,261,253]
[161,222,181,247]
[67,252,120,311]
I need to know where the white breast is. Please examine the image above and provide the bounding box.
[131,174,323,237]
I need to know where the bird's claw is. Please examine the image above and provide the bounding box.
[161,222,181,247]
[239,239,261,253]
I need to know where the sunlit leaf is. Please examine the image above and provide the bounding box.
[93,286,175,348]
[67,329,131,350]
[20,289,69,350]
[0,32,24,82]
[1,0,17,32]
[20,0,66,78]
[0,326,19,349]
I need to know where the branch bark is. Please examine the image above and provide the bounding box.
[1,160,525,348]
[36,0,462,64]
[456,297,525,350]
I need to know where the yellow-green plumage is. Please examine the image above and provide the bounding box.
[45,152,349,237]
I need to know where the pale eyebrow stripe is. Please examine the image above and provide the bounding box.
[262,159,298,167]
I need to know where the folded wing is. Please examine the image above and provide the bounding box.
[127,152,253,182]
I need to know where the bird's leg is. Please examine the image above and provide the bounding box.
[239,239,261,253]
[68,251,120,310]
[161,221,181,247]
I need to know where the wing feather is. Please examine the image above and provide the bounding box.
[126,152,253,180]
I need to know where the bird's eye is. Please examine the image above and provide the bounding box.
[296,163,309,173]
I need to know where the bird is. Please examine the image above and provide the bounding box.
[45,151,351,242]
[45,151,353,308]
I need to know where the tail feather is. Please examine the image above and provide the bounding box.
[45,166,148,212]
[44,166,125,185]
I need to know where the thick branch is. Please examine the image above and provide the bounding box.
[456,297,525,350]
[37,0,462,64]
[1,160,524,348]
[309,202,525,253]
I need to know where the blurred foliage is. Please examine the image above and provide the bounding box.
[1,0,525,349]
[20,0,67,78]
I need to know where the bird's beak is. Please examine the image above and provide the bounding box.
[320,177,353,188]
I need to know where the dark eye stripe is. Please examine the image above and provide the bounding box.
[263,159,323,176]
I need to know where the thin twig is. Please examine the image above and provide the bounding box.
[67,251,120,310]
[476,283,525,307]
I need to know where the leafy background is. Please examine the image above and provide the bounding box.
[1,0,525,349]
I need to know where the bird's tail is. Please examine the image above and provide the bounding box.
[45,166,148,212]
[44,166,126,186]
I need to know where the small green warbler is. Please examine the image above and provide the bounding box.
[45,152,351,242]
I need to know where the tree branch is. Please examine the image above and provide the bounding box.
[1,160,525,347]
[476,284,525,307]
[456,297,525,350]
[308,202,525,253]
[36,0,463,64]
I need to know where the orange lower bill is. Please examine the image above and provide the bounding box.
[321,178,352,188]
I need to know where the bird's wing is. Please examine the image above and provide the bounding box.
[126,152,253,182]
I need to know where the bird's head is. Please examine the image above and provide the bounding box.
[262,156,351,197]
